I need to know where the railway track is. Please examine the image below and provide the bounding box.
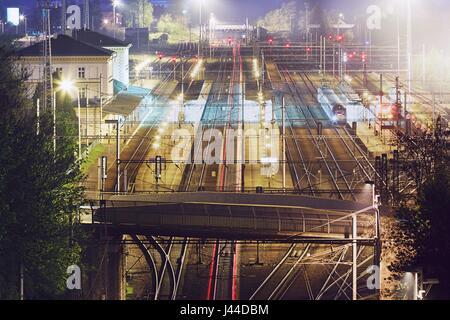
[179,51,233,192]
[209,46,244,300]
[249,243,311,300]
[277,66,355,200]
[300,73,375,185]
[173,50,238,300]
[125,55,198,300]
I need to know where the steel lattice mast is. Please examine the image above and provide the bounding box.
[39,0,54,113]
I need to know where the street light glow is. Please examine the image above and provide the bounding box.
[58,80,75,92]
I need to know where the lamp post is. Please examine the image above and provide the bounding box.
[179,56,186,125]
[365,180,381,298]
[406,0,412,93]
[106,119,121,193]
[172,56,177,81]
[197,0,203,57]
[20,14,27,36]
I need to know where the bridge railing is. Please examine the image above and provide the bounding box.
[92,201,375,240]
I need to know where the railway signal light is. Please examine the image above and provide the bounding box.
[343,52,348,62]
[228,37,232,45]
[336,35,344,42]
[268,38,273,45]
[100,156,108,179]
[155,155,162,182]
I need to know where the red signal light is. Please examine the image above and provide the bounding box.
[336,35,343,42]
[361,53,367,62]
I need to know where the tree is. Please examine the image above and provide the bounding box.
[388,124,450,299]
[257,1,297,33]
[310,5,330,37]
[157,14,189,41]
[0,44,84,299]
[123,0,154,28]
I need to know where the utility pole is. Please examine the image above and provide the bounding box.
[36,99,40,135]
[99,156,108,202]
[305,2,310,46]
[333,41,336,78]
[404,91,408,117]
[77,90,82,160]
[85,84,89,147]
[352,213,358,300]
[261,50,265,86]
[432,92,436,131]
[240,53,245,193]
[320,35,323,74]
[106,119,121,193]
[282,96,286,191]
[41,1,54,115]
[61,0,66,33]
[99,74,103,139]
[397,14,400,73]
[323,36,326,76]
[406,0,413,93]
[198,1,203,58]
[84,0,90,30]
[20,263,24,300]
[422,44,426,87]
[379,74,383,136]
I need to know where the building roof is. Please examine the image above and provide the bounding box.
[331,18,355,30]
[72,29,132,48]
[17,35,115,58]
[103,92,144,117]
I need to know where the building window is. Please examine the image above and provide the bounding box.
[78,67,86,79]
[55,67,63,77]
[80,87,87,100]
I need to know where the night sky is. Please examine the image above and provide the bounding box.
[5,0,450,21]
[3,0,450,49]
